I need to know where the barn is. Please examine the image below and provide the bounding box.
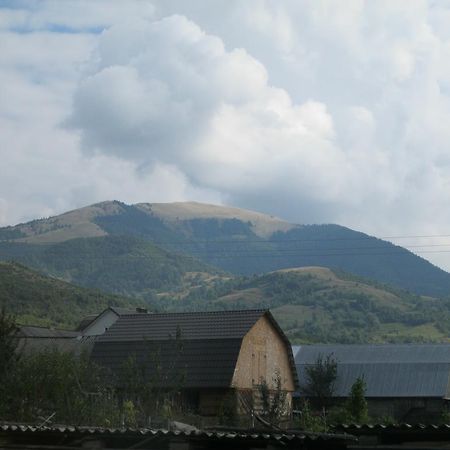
[91,309,297,419]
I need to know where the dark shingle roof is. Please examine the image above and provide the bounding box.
[92,339,243,388]
[295,344,450,398]
[92,309,291,388]
[97,309,268,342]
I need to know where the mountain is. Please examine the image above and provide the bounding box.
[164,267,450,344]
[0,235,219,299]
[0,261,145,328]
[1,200,450,296]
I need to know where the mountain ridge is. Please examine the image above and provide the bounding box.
[1,200,450,297]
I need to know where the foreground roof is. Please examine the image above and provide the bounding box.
[295,344,450,398]
[0,423,356,450]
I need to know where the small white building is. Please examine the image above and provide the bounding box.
[77,306,149,336]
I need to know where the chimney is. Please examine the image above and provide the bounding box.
[136,307,148,314]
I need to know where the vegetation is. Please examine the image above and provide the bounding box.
[117,328,186,423]
[3,256,450,343]
[344,377,369,423]
[0,261,145,328]
[257,370,289,426]
[0,316,187,427]
[300,354,338,409]
[0,308,19,388]
[0,235,218,299]
[2,200,450,297]
[155,268,450,344]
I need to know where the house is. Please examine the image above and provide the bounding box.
[294,344,450,422]
[91,309,298,418]
[77,306,149,336]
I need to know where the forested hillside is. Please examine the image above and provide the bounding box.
[0,262,144,328]
[2,200,450,296]
[0,235,218,299]
[157,267,450,344]
[3,258,450,344]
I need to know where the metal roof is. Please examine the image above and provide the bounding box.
[294,344,450,398]
[97,309,268,342]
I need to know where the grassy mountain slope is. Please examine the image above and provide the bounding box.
[0,235,218,299]
[0,262,145,328]
[3,259,450,344]
[2,200,450,296]
[162,267,450,344]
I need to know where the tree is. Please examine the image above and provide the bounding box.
[0,307,20,382]
[0,308,20,416]
[118,327,186,424]
[345,376,368,423]
[301,353,337,409]
[258,369,289,426]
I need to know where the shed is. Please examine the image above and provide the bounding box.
[77,306,149,336]
[91,309,297,417]
[294,344,450,422]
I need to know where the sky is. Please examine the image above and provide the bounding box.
[3,0,450,270]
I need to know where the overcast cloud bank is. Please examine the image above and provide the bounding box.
[2,1,450,269]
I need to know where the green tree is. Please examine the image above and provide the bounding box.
[0,307,19,381]
[297,399,328,432]
[0,307,20,416]
[258,369,288,426]
[345,377,369,423]
[118,327,186,424]
[301,354,338,409]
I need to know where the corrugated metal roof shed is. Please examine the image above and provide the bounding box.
[295,344,450,398]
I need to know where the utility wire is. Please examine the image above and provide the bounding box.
[125,234,450,246]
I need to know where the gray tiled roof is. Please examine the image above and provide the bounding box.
[97,309,268,342]
[295,344,450,398]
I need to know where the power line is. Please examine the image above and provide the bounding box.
[135,234,450,246]
[8,248,450,261]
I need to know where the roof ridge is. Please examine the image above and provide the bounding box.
[119,308,268,317]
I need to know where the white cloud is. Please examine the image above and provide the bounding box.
[3,1,450,270]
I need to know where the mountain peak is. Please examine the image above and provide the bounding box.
[136,201,296,237]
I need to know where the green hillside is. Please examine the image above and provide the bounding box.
[2,200,450,297]
[160,267,450,344]
[0,235,218,300]
[0,262,145,328]
[2,258,450,344]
